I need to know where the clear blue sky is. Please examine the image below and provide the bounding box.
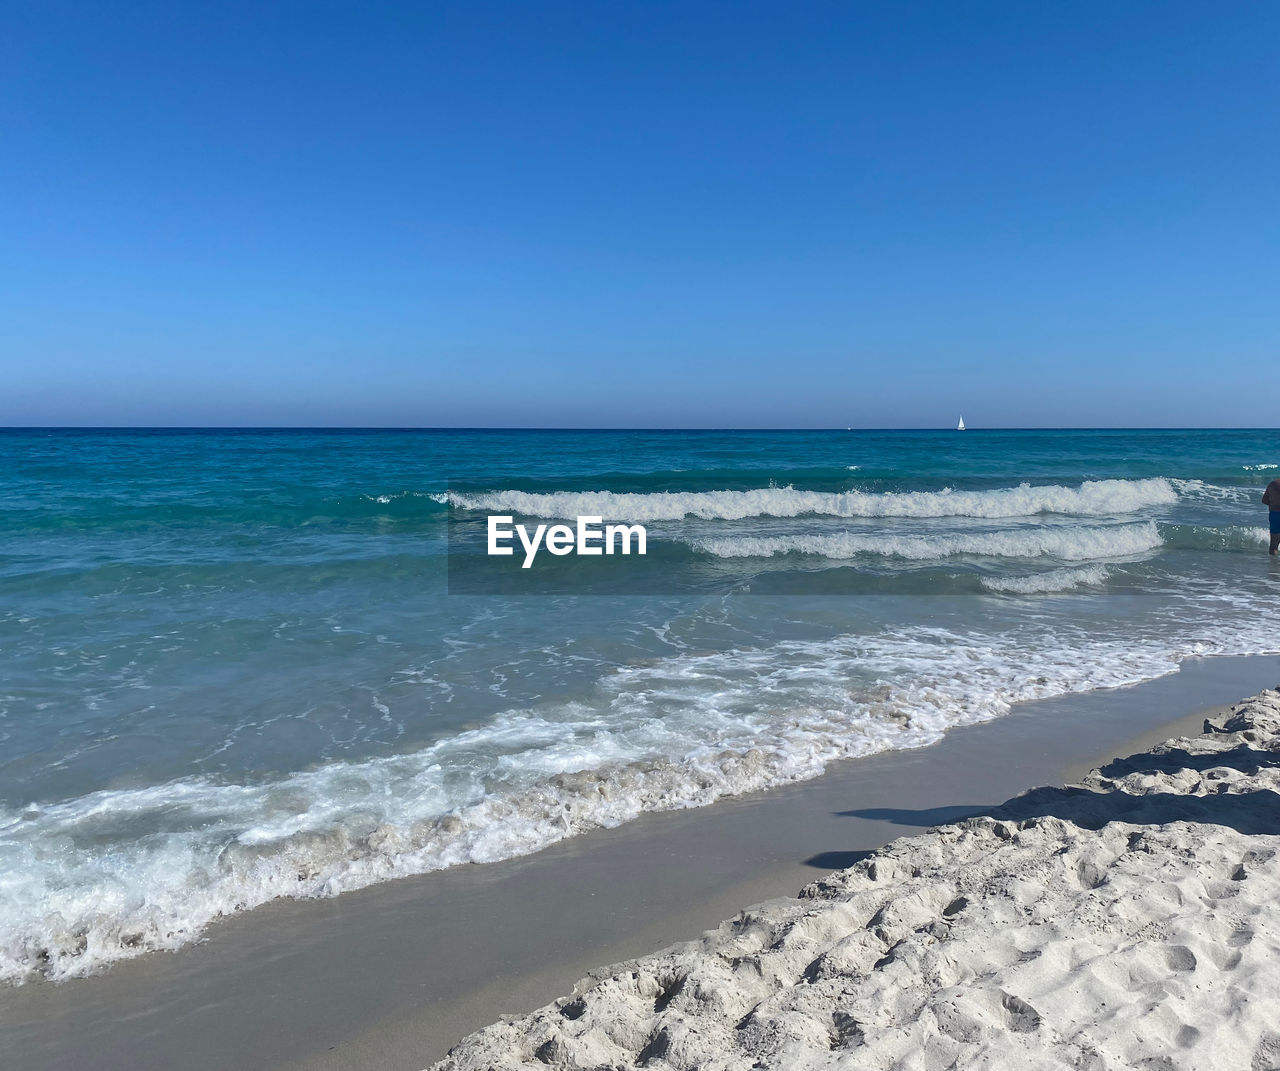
[2,2,1277,427]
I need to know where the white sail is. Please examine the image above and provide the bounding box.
[957,415,966,431]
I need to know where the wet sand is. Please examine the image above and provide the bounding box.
[3,653,1279,1071]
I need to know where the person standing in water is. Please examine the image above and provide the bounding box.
[1264,478,1280,555]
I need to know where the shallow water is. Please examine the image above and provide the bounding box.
[3,427,1279,981]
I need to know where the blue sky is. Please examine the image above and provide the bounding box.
[2,2,1277,427]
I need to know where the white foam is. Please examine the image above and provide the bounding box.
[981,565,1111,593]
[360,491,442,505]
[449,479,1178,522]
[3,604,1278,984]
[1244,464,1279,471]
[1169,479,1258,504]
[694,522,1162,562]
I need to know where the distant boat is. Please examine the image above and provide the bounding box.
[957,415,966,431]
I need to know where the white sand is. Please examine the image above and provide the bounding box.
[434,690,1280,1071]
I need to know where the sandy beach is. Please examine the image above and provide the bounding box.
[438,686,1280,1071]
[9,3,1275,1067]
[2,653,1279,1071]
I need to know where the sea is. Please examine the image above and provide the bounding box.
[3,427,1279,983]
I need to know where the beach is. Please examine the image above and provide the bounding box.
[439,686,1280,1071]
[7,0,1277,1064]
[5,653,1280,1071]
[6,429,1280,1070]
[7,4,1274,1065]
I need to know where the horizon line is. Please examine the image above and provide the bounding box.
[1,425,1277,434]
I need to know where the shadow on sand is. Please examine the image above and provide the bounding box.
[804,744,1280,869]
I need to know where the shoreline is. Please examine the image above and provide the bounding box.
[439,685,1280,1070]
[2,652,1278,1070]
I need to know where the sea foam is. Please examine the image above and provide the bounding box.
[2,606,1277,985]
[448,478,1177,522]
[694,522,1162,561]
[981,565,1111,593]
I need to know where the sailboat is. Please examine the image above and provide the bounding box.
[956,415,966,431]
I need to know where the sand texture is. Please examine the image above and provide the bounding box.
[433,690,1280,1071]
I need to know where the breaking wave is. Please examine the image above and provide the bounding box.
[448,479,1178,522]
[693,522,1162,562]
[981,565,1112,593]
[3,610,1277,985]
[1169,479,1259,504]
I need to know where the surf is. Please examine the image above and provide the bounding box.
[448,478,1179,522]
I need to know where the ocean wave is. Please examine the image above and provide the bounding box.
[981,565,1111,593]
[360,491,448,506]
[1169,479,1259,504]
[693,522,1162,562]
[1243,464,1279,471]
[1160,523,1269,552]
[448,479,1178,522]
[4,609,1277,984]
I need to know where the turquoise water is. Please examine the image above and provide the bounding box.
[3,427,1280,981]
